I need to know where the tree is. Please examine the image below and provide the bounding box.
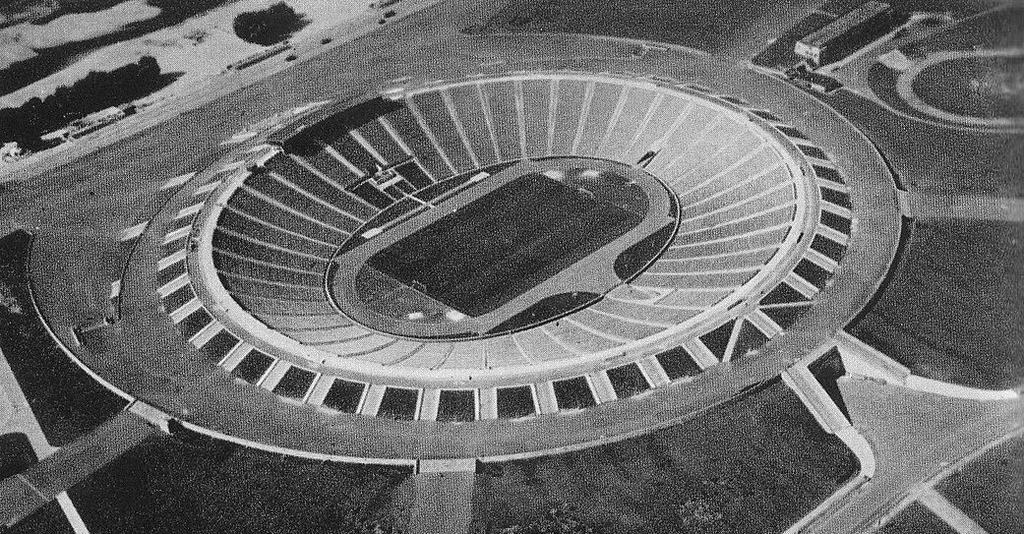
[233,2,309,46]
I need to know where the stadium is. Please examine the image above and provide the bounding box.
[0,1,1021,533]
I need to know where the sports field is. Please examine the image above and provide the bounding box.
[367,173,641,317]
[912,56,1024,119]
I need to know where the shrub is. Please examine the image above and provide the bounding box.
[497,504,597,533]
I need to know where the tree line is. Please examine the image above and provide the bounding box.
[0,56,173,150]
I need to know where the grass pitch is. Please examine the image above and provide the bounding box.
[368,173,640,317]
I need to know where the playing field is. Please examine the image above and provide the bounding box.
[912,56,1024,119]
[367,173,641,317]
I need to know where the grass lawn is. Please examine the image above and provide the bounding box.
[906,4,1024,53]
[474,0,821,59]
[850,219,1024,390]
[878,502,956,534]
[912,56,1024,120]
[472,379,858,533]
[0,230,126,447]
[6,502,75,534]
[937,434,1024,534]
[67,432,413,534]
[826,87,1024,198]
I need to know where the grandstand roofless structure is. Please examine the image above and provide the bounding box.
[106,69,898,446]
[2,1,1021,532]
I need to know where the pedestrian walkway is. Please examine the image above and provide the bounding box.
[0,410,156,528]
[804,377,1023,533]
[0,349,92,532]
[899,190,1024,222]
[408,459,476,534]
[917,488,988,534]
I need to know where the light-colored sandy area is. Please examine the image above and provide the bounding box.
[1,0,374,108]
[0,379,12,430]
[0,0,441,179]
[0,0,162,70]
